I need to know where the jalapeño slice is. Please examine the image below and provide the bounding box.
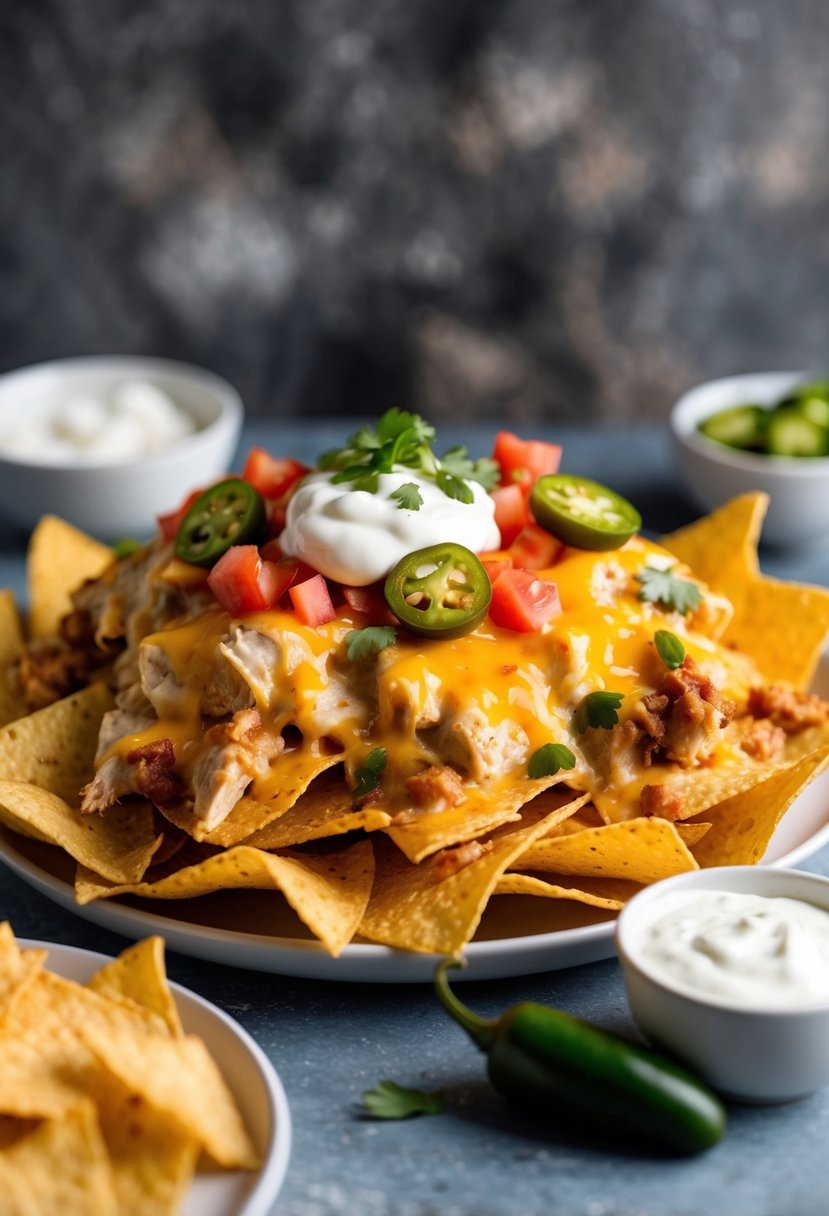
[175,478,266,567]
[530,474,641,551]
[384,542,491,639]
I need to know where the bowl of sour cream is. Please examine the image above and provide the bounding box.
[0,356,243,539]
[616,866,829,1103]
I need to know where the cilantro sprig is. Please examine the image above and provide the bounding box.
[360,1080,446,1120]
[637,566,702,615]
[319,409,500,504]
[527,743,576,779]
[575,690,624,733]
[390,482,424,511]
[654,629,685,670]
[351,747,387,800]
[345,626,397,662]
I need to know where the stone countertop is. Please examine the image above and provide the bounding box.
[1,421,829,1216]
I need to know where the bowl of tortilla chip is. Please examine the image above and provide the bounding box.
[0,356,243,540]
[671,371,829,547]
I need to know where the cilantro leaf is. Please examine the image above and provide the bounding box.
[113,538,142,560]
[390,482,424,511]
[351,747,387,800]
[636,566,703,615]
[527,743,576,779]
[377,408,435,447]
[654,629,685,670]
[441,446,501,491]
[346,626,397,662]
[575,690,625,733]
[360,1080,446,1120]
[435,469,474,504]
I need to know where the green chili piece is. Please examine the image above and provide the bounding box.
[530,474,641,551]
[174,478,266,567]
[384,543,491,640]
[434,960,726,1155]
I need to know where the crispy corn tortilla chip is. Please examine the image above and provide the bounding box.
[27,515,113,640]
[158,751,343,846]
[661,494,829,689]
[690,746,829,866]
[0,781,160,884]
[359,790,588,955]
[515,817,699,883]
[675,822,711,846]
[87,936,182,1038]
[494,872,637,910]
[82,1029,259,1170]
[0,924,47,1021]
[244,769,391,849]
[0,590,25,727]
[0,1103,118,1215]
[388,774,584,863]
[76,839,375,957]
[0,683,114,804]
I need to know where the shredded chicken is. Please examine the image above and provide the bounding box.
[631,656,736,768]
[190,708,285,830]
[405,765,465,813]
[747,684,829,734]
[738,717,786,762]
[125,739,183,805]
[433,839,492,881]
[640,783,683,821]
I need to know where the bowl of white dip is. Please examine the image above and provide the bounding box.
[616,866,829,1103]
[0,356,242,539]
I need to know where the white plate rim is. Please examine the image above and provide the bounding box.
[15,937,292,1215]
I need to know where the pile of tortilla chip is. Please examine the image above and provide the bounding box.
[1,501,829,960]
[0,925,258,1214]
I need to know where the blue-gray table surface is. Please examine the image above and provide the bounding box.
[1,420,828,1216]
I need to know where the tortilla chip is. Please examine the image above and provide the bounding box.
[515,817,699,883]
[75,839,375,957]
[0,924,46,1021]
[243,770,391,849]
[82,1029,259,1170]
[27,515,113,640]
[0,781,160,884]
[359,790,588,955]
[0,1104,117,1215]
[494,872,636,910]
[674,822,711,846]
[388,774,584,863]
[0,591,25,727]
[87,936,182,1038]
[0,683,114,804]
[690,746,829,866]
[661,494,829,689]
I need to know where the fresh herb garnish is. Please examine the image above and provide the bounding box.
[360,1080,446,1120]
[528,743,577,779]
[636,566,703,615]
[351,747,388,800]
[654,629,685,670]
[390,482,424,511]
[345,626,397,662]
[575,690,625,733]
[319,409,499,504]
[113,538,142,559]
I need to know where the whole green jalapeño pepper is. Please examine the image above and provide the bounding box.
[435,960,725,1154]
[384,543,491,639]
[175,478,266,567]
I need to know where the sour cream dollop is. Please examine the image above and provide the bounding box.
[637,890,829,1009]
[0,380,196,464]
[281,468,501,585]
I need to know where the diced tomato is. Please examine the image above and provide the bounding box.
[207,546,283,615]
[157,490,201,541]
[488,568,562,633]
[491,483,530,547]
[259,538,285,563]
[290,574,337,626]
[343,583,393,625]
[481,557,513,587]
[507,524,565,571]
[492,431,562,496]
[242,449,309,500]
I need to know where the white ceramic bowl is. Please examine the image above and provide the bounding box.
[0,356,243,539]
[616,866,829,1104]
[670,371,829,547]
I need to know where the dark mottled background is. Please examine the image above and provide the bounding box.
[2,1,828,423]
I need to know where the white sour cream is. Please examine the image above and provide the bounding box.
[638,890,829,1009]
[281,468,501,585]
[0,380,196,464]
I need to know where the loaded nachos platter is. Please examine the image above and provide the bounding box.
[2,410,829,979]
